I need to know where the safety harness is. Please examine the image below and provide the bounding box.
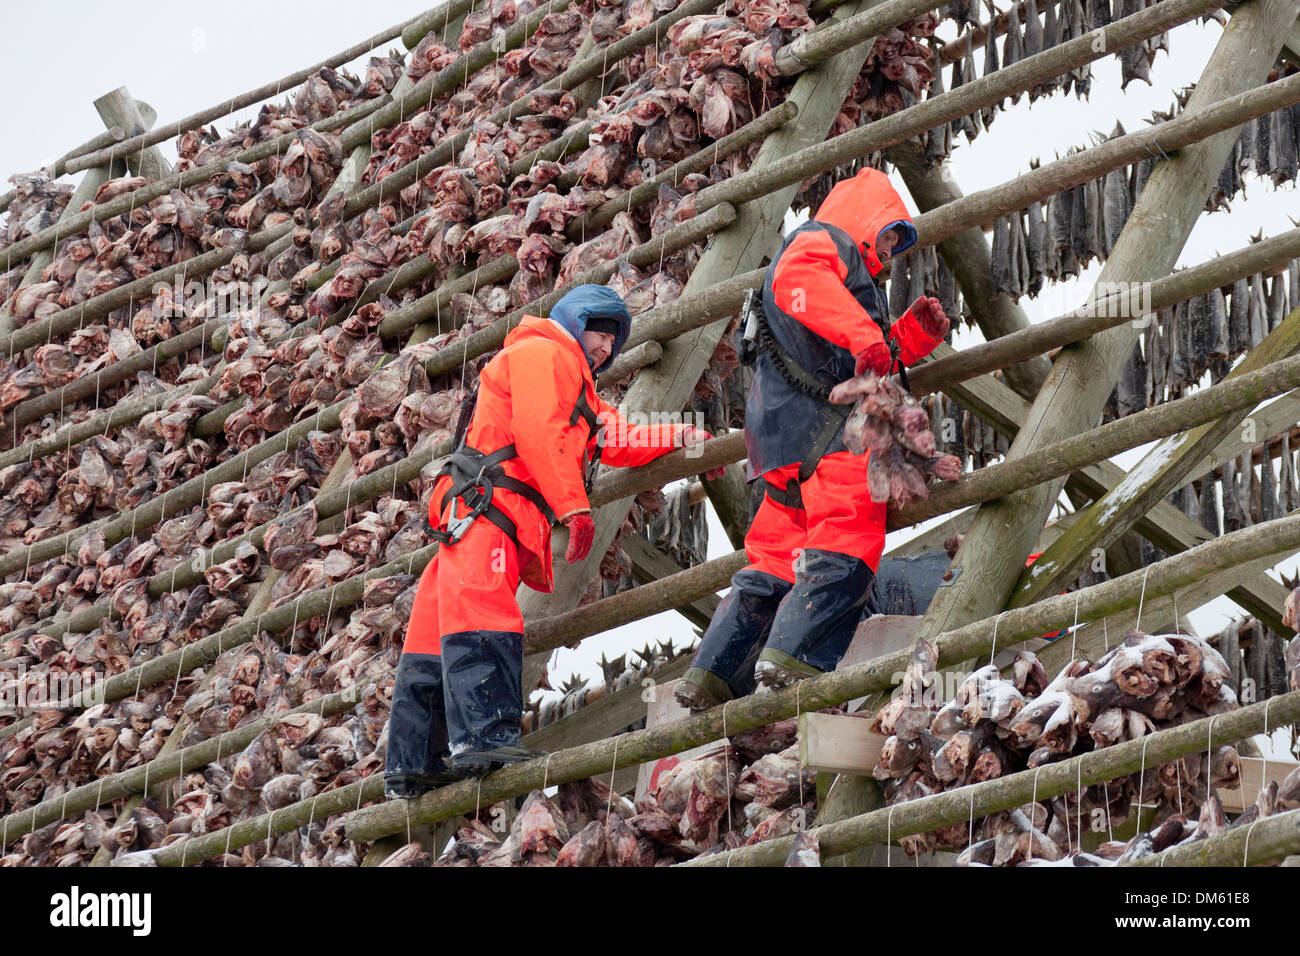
[425,381,600,547]
[740,284,907,511]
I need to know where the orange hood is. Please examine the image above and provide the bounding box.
[504,313,589,363]
[814,168,917,277]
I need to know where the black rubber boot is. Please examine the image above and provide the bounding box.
[683,568,791,704]
[443,630,528,777]
[450,744,549,778]
[761,549,876,674]
[384,652,457,799]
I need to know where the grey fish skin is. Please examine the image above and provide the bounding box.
[1024,0,1044,60]
[1187,293,1209,384]
[925,62,951,167]
[1207,287,1229,364]
[1237,118,1259,175]
[1254,108,1272,179]
[1048,187,1072,258]
[1013,210,1030,299]
[889,251,911,320]
[982,20,1001,129]
[1228,276,1250,355]
[1248,273,1267,348]
[1069,183,1089,265]
[1026,199,1049,283]
[1261,447,1279,523]
[1266,274,1287,334]
[1084,177,1105,263]
[991,215,1011,298]
[961,51,981,140]
[1003,5,1024,104]
[1269,103,1298,188]
[1102,163,1129,255]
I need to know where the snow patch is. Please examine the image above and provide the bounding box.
[1095,432,1191,526]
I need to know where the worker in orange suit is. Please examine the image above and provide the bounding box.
[385,285,720,797]
[678,168,950,710]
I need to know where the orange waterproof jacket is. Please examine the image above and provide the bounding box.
[747,168,944,476]
[430,314,686,591]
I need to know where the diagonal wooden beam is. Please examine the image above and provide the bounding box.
[927,343,1297,634]
[909,0,1300,646]
[1012,304,1300,608]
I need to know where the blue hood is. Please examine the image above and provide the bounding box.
[548,285,631,374]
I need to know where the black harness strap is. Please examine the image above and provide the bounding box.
[763,477,804,510]
[752,307,855,489]
[429,379,600,545]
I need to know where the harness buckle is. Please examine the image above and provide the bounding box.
[440,473,496,544]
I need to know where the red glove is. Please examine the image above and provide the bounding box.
[563,512,595,563]
[854,340,893,378]
[909,295,950,341]
[679,426,725,481]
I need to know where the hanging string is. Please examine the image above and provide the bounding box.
[886,804,895,868]
[1027,766,1044,862]
[1242,818,1262,866]
[1070,590,1081,659]
[1136,734,1154,828]
[606,737,621,822]
[967,787,976,853]
[1102,779,1114,843]
[794,685,805,809]
[720,701,735,836]
[988,614,1001,666]
[1134,567,1152,632]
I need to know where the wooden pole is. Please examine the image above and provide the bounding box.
[6,321,221,433]
[775,0,954,74]
[685,690,1300,867]
[127,519,1300,862]
[0,153,118,343]
[0,201,727,586]
[92,88,172,182]
[703,462,753,550]
[0,94,388,273]
[402,0,478,49]
[415,203,738,380]
[0,127,124,216]
[910,0,1300,647]
[0,384,353,579]
[372,101,795,342]
[928,342,1295,638]
[62,13,421,175]
[524,552,748,653]
[1125,808,1300,867]
[914,72,1300,250]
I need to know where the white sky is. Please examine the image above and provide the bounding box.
[3,6,1297,720]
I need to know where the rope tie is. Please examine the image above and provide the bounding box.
[1135,567,1152,632]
